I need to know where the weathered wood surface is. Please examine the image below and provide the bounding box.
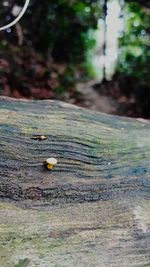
[0,96,150,267]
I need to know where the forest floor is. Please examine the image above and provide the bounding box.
[76,79,145,118]
[1,77,146,119]
[0,57,148,118]
[77,80,119,114]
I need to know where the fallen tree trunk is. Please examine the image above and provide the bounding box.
[0,96,150,267]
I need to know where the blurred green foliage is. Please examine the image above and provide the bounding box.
[0,0,150,117]
[0,0,102,98]
[118,2,150,86]
[0,0,101,63]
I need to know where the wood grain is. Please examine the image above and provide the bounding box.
[0,96,150,267]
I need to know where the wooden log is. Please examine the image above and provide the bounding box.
[0,96,150,267]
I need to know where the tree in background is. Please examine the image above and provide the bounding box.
[0,0,101,62]
[0,0,102,98]
[118,2,149,83]
[116,1,150,117]
[0,0,150,117]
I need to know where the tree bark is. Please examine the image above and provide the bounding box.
[0,96,150,267]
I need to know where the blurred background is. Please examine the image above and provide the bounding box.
[0,0,150,118]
